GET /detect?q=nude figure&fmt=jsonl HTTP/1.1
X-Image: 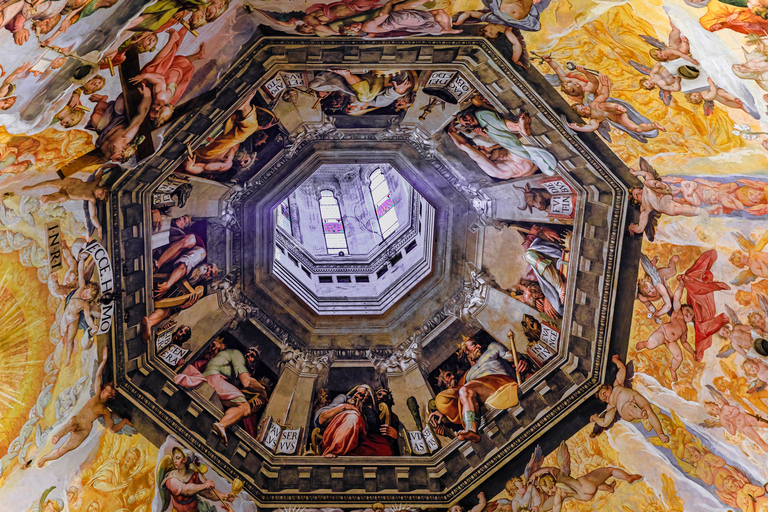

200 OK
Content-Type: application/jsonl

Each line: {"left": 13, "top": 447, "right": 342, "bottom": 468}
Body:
{"left": 34, "top": 347, "right": 131, "bottom": 468}
{"left": 687, "top": 78, "right": 749, "bottom": 114}
{"left": 592, "top": 355, "right": 670, "bottom": 443}
{"left": 636, "top": 254, "right": 679, "bottom": 320}
{"left": 662, "top": 176, "right": 744, "bottom": 213}
{"left": 529, "top": 441, "right": 642, "bottom": 512}
{"left": 56, "top": 252, "right": 98, "bottom": 366}
{"left": 0, "top": 61, "right": 32, "bottom": 110}
{"left": 639, "top": 62, "right": 682, "bottom": 92}
{"left": 717, "top": 323, "right": 760, "bottom": 360}
{"left": 539, "top": 56, "right": 598, "bottom": 100}
{"left": 446, "top": 120, "right": 539, "bottom": 179}
{"left": 704, "top": 388, "right": 768, "bottom": 452}
{"left": 635, "top": 276, "right": 695, "bottom": 381}
{"left": 627, "top": 162, "right": 715, "bottom": 237}
{"left": 87, "top": 83, "right": 152, "bottom": 162}
{"left": 644, "top": 21, "right": 698, "bottom": 64}
{"left": 22, "top": 166, "right": 110, "bottom": 239}
{"left": 256, "top": 0, "right": 382, "bottom": 35}
{"left": 569, "top": 75, "right": 666, "bottom": 135}
{"left": 448, "top": 492, "right": 486, "bottom": 512}
{"left": 730, "top": 230, "right": 768, "bottom": 280}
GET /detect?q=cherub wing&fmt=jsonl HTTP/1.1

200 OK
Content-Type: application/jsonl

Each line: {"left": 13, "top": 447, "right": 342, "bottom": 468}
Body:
{"left": 638, "top": 157, "right": 661, "bottom": 180}
{"left": 746, "top": 204, "right": 768, "bottom": 215}
{"left": 629, "top": 60, "right": 652, "bottom": 76}
{"left": 644, "top": 210, "right": 660, "bottom": 242}
{"left": 97, "top": 413, "right": 138, "bottom": 436}
{"left": 724, "top": 304, "right": 742, "bottom": 325}
{"left": 639, "top": 34, "right": 667, "bottom": 50}
{"left": 556, "top": 441, "right": 571, "bottom": 477}
{"left": 706, "top": 384, "right": 730, "bottom": 406}
{"left": 734, "top": 225, "right": 763, "bottom": 249}
{"left": 659, "top": 89, "right": 672, "bottom": 107}
{"left": 524, "top": 445, "right": 543, "bottom": 480}
{"left": 736, "top": 178, "right": 768, "bottom": 189}
{"left": 157, "top": 455, "right": 173, "bottom": 512}
{"left": 544, "top": 73, "right": 562, "bottom": 87}
{"left": 731, "top": 269, "right": 757, "bottom": 287}
{"left": 596, "top": 120, "right": 613, "bottom": 143}
{"left": 759, "top": 294, "right": 768, "bottom": 317}
{"left": 703, "top": 100, "right": 714, "bottom": 116}
{"left": 716, "top": 344, "right": 736, "bottom": 358}
{"left": 640, "top": 254, "right": 662, "bottom": 285}
{"left": 625, "top": 360, "right": 635, "bottom": 388}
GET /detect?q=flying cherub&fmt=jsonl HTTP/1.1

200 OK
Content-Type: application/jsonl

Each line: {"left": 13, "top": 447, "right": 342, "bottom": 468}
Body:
{"left": 702, "top": 384, "right": 768, "bottom": 452}
{"left": 630, "top": 60, "right": 679, "bottom": 106}
{"left": 661, "top": 176, "right": 745, "bottom": 214}
{"left": 639, "top": 21, "right": 698, "bottom": 65}
{"left": 635, "top": 275, "right": 697, "bottom": 381}
{"left": 568, "top": 75, "right": 666, "bottom": 137}
{"left": 686, "top": 78, "right": 754, "bottom": 118}
{"left": 590, "top": 355, "right": 670, "bottom": 442}
{"left": 716, "top": 305, "right": 762, "bottom": 360}
{"left": 527, "top": 441, "right": 643, "bottom": 512}
{"left": 730, "top": 230, "right": 768, "bottom": 285}
{"left": 31, "top": 347, "right": 133, "bottom": 468}
{"left": 627, "top": 158, "right": 715, "bottom": 241}
{"left": 636, "top": 253, "right": 679, "bottom": 321}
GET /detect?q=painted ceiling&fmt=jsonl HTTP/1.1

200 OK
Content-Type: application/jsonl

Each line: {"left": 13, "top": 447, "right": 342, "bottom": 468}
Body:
{"left": 0, "top": 0, "right": 767, "bottom": 511}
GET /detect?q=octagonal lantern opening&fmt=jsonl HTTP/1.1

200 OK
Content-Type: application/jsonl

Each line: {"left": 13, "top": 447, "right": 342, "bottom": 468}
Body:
{"left": 270, "top": 162, "right": 436, "bottom": 315}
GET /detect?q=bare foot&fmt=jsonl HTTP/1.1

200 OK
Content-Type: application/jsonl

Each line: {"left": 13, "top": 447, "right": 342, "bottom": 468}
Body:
{"left": 670, "top": 368, "right": 677, "bottom": 381}
{"left": 441, "top": 28, "right": 462, "bottom": 34}
{"left": 456, "top": 429, "right": 482, "bottom": 443}
{"left": 518, "top": 112, "right": 532, "bottom": 137}
{"left": 604, "top": 481, "right": 616, "bottom": 493}
{"left": 324, "top": 453, "right": 338, "bottom": 458}
{"left": 37, "top": 459, "right": 46, "bottom": 468}
{"left": 635, "top": 342, "right": 647, "bottom": 350}
{"left": 653, "top": 121, "right": 666, "bottom": 132}
{"left": 213, "top": 422, "right": 228, "bottom": 446}
{"left": 194, "top": 42, "right": 206, "bottom": 60}
{"left": 627, "top": 474, "right": 643, "bottom": 483}
{"left": 140, "top": 317, "right": 151, "bottom": 343}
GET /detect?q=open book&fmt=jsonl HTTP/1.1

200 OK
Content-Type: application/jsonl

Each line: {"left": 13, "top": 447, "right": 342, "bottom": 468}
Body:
{"left": 259, "top": 416, "right": 303, "bottom": 455}
{"left": 405, "top": 426, "right": 440, "bottom": 456}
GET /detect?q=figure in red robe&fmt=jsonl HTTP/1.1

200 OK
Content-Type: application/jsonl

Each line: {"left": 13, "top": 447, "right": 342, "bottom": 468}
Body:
{"left": 679, "top": 249, "right": 730, "bottom": 361}
{"left": 313, "top": 384, "right": 399, "bottom": 457}
{"left": 129, "top": 27, "right": 205, "bottom": 127}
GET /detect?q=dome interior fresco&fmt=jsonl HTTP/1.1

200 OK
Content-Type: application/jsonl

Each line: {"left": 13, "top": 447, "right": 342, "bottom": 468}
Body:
{"left": 1, "top": 0, "right": 768, "bottom": 511}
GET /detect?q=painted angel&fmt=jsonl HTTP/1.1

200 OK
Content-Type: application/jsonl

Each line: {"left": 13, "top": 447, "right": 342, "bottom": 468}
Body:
{"left": 590, "top": 355, "right": 670, "bottom": 442}
{"left": 639, "top": 21, "right": 698, "bottom": 65}
{"left": 702, "top": 384, "right": 768, "bottom": 452}
{"left": 568, "top": 75, "right": 666, "bottom": 143}
{"left": 630, "top": 60, "right": 678, "bottom": 106}
{"left": 685, "top": 78, "right": 754, "bottom": 118}
{"left": 487, "top": 446, "right": 545, "bottom": 512}
{"left": 661, "top": 176, "right": 745, "bottom": 214}
{"left": 636, "top": 253, "right": 679, "bottom": 321}
{"left": 627, "top": 158, "right": 713, "bottom": 241}
{"left": 730, "top": 230, "right": 768, "bottom": 285}
{"left": 527, "top": 441, "right": 643, "bottom": 512}
{"left": 157, "top": 446, "right": 237, "bottom": 512}
{"left": 716, "top": 304, "right": 760, "bottom": 360}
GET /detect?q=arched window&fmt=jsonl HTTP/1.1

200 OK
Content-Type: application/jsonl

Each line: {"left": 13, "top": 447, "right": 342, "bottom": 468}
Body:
{"left": 277, "top": 198, "right": 292, "bottom": 234}
{"left": 319, "top": 190, "right": 348, "bottom": 255}
{"left": 369, "top": 169, "right": 399, "bottom": 239}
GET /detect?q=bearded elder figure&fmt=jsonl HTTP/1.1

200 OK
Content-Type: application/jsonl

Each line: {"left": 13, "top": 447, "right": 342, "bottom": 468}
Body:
{"left": 313, "top": 384, "right": 399, "bottom": 457}
{"left": 430, "top": 335, "right": 527, "bottom": 443}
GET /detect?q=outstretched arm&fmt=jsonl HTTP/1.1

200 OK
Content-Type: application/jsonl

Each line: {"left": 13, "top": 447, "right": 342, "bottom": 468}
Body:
{"left": 88, "top": 200, "right": 103, "bottom": 239}
{"left": 593, "top": 74, "right": 611, "bottom": 102}
{"left": 567, "top": 119, "right": 600, "bottom": 132}
{"left": 469, "top": 492, "right": 486, "bottom": 512}
{"left": 122, "top": 83, "right": 152, "bottom": 143}
{"left": 541, "top": 56, "right": 568, "bottom": 82}
{"left": 590, "top": 407, "right": 616, "bottom": 427}
{"left": 94, "top": 346, "right": 108, "bottom": 396}
{"left": 672, "top": 276, "right": 685, "bottom": 311}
